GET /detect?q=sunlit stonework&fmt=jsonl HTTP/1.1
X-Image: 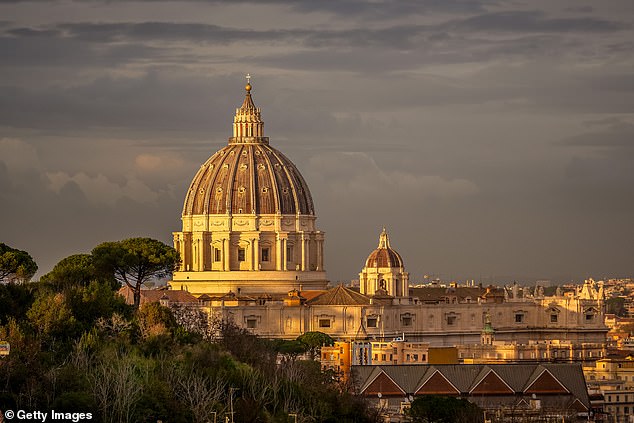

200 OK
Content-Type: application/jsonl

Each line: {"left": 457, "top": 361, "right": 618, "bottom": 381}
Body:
{"left": 167, "top": 80, "right": 607, "bottom": 352}
{"left": 170, "top": 81, "right": 327, "bottom": 294}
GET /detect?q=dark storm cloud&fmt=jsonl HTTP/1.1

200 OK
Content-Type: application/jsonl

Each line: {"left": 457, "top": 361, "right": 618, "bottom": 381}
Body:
{"left": 4, "top": 8, "right": 626, "bottom": 54}
{"left": 0, "top": 0, "right": 491, "bottom": 18}
{"left": 57, "top": 22, "right": 300, "bottom": 44}
{"left": 0, "top": 34, "right": 169, "bottom": 67}
{"left": 0, "top": 72, "right": 234, "bottom": 132}
{"left": 449, "top": 11, "right": 629, "bottom": 33}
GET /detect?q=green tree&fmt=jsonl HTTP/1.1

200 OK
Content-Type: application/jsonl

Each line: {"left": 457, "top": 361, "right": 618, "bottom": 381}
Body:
{"left": 0, "top": 243, "right": 37, "bottom": 283}
{"left": 41, "top": 254, "right": 115, "bottom": 291}
{"left": 407, "top": 396, "right": 483, "bottom": 423}
{"left": 65, "top": 281, "right": 130, "bottom": 331}
{"left": 92, "top": 238, "right": 179, "bottom": 309}
{"left": 26, "top": 292, "right": 78, "bottom": 340}
{"left": 137, "top": 302, "right": 176, "bottom": 339}
{"left": 296, "top": 331, "right": 334, "bottom": 360}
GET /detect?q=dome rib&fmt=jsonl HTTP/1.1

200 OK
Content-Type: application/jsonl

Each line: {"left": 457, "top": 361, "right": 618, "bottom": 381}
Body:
{"left": 259, "top": 146, "right": 282, "bottom": 214}
{"left": 182, "top": 83, "right": 314, "bottom": 218}
{"left": 247, "top": 145, "right": 256, "bottom": 214}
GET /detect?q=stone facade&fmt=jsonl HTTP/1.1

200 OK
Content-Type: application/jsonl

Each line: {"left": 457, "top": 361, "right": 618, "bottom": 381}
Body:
{"left": 168, "top": 81, "right": 608, "bottom": 349}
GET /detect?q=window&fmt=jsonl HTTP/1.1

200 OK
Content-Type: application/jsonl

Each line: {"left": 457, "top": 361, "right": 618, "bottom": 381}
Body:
{"left": 286, "top": 245, "right": 293, "bottom": 261}
{"left": 515, "top": 313, "right": 524, "bottom": 323}
{"left": 625, "top": 406, "right": 629, "bottom": 415}
{"left": 401, "top": 316, "right": 412, "bottom": 327}
{"left": 447, "top": 315, "right": 456, "bottom": 325}
{"left": 381, "top": 354, "right": 386, "bottom": 361}
{"left": 367, "top": 317, "right": 378, "bottom": 328}
{"left": 246, "top": 318, "right": 257, "bottom": 328}
{"left": 406, "top": 354, "right": 410, "bottom": 361}
{"left": 238, "top": 248, "right": 246, "bottom": 262}
{"left": 586, "top": 313, "right": 594, "bottom": 321}
{"left": 319, "top": 319, "right": 331, "bottom": 328}
{"left": 413, "top": 354, "right": 419, "bottom": 361}
{"left": 261, "top": 247, "right": 270, "bottom": 262}
{"left": 214, "top": 248, "right": 221, "bottom": 262}
{"left": 422, "top": 354, "right": 426, "bottom": 361}
{"left": 550, "top": 314, "right": 558, "bottom": 323}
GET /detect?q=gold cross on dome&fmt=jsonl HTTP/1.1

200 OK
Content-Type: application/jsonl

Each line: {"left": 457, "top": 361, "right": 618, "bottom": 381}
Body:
{"left": 246, "top": 73, "right": 251, "bottom": 84}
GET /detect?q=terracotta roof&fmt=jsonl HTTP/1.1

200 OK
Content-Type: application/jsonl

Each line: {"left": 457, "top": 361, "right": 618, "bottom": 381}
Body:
{"left": 300, "top": 290, "right": 327, "bottom": 301}
{"left": 307, "top": 285, "right": 371, "bottom": 305}
{"left": 353, "top": 363, "right": 589, "bottom": 409}
{"left": 410, "top": 287, "right": 495, "bottom": 303}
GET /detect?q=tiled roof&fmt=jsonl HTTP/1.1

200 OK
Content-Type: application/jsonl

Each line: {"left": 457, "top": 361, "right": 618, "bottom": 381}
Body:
{"left": 410, "top": 287, "right": 501, "bottom": 302}
{"left": 307, "top": 285, "right": 371, "bottom": 305}
{"left": 352, "top": 363, "right": 590, "bottom": 409}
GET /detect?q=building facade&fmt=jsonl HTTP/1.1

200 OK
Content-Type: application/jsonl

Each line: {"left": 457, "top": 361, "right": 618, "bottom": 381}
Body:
{"left": 168, "top": 81, "right": 608, "bottom": 350}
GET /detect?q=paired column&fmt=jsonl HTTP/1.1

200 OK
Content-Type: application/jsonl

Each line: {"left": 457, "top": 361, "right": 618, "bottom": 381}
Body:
{"left": 301, "top": 234, "right": 307, "bottom": 271}
{"left": 276, "top": 235, "right": 282, "bottom": 270}
{"left": 282, "top": 238, "right": 288, "bottom": 271}
{"left": 316, "top": 238, "right": 324, "bottom": 271}
{"left": 251, "top": 238, "right": 260, "bottom": 270}
{"left": 223, "top": 238, "right": 230, "bottom": 271}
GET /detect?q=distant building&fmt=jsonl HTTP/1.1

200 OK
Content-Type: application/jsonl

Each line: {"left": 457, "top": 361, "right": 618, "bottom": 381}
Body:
{"left": 352, "top": 363, "right": 591, "bottom": 422}
{"left": 321, "top": 339, "right": 457, "bottom": 382}
{"left": 159, "top": 81, "right": 608, "bottom": 355}
{"left": 584, "top": 358, "right": 634, "bottom": 422}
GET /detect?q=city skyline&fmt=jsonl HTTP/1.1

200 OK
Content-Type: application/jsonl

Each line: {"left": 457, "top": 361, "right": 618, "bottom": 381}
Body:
{"left": 1, "top": 0, "right": 633, "bottom": 283}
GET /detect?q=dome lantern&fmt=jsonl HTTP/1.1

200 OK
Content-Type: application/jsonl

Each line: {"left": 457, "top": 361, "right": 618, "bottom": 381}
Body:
{"left": 231, "top": 75, "right": 267, "bottom": 144}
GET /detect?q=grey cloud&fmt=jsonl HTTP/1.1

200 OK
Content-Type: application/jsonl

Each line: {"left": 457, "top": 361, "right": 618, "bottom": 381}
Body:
{"left": 564, "top": 6, "right": 594, "bottom": 14}
{"left": 449, "top": 10, "right": 629, "bottom": 33}
{"left": 57, "top": 22, "right": 300, "bottom": 44}
{"left": 559, "top": 122, "right": 634, "bottom": 147}
{"left": 0, "top": 0, "right": 490, "bottom": 18}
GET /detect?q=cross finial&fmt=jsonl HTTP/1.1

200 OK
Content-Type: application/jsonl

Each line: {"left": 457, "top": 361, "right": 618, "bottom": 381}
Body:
{"left": 246, "top": 73, "right": 251, "bottom": 84}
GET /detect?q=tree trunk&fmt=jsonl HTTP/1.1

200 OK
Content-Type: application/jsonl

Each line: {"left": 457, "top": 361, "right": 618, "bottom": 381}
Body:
{"left": 133, "top": 286, "right": 141, "bottom": 310}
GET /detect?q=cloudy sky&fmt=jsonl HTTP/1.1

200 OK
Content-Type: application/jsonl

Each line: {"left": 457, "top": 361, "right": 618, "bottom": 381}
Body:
{"left": 1, "top": 0, "right": 633, "bottom": 284}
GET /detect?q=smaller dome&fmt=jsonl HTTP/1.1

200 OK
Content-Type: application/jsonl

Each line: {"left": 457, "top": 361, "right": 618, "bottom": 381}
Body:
{"left": 365, "top": 228, "right": 404, "bottom": 268}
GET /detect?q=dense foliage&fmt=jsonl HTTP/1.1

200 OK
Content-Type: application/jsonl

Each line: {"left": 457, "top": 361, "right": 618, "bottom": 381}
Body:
{"left": 407, "top": 395, "right": 483, "bottom": 423}
{"left": 0, "top": 247, "right": 372, "bottom": 422}
{"left": 92, "top": 238, "right": 180, "bottom": 309}
{"left": 0, "top": 243, "right": 37, "bottom": 283}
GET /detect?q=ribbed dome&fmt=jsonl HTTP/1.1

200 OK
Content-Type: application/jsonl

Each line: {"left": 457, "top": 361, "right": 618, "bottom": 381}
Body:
{"left": 365, "top": 228, "right": 404, "bottom": 268}
{"left": 182, "top": 81, "right": 314, "bottom": 216}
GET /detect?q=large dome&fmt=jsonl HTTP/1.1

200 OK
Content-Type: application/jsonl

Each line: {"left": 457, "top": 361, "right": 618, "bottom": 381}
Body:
{"left": 183, "top": 83, "right": 314, "bottom": 217}
{"left": 170, "top": 79, "right": 327, "bottom": 295}
{"left": 183, "top": 143, "right": 314, "bottom": 216}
